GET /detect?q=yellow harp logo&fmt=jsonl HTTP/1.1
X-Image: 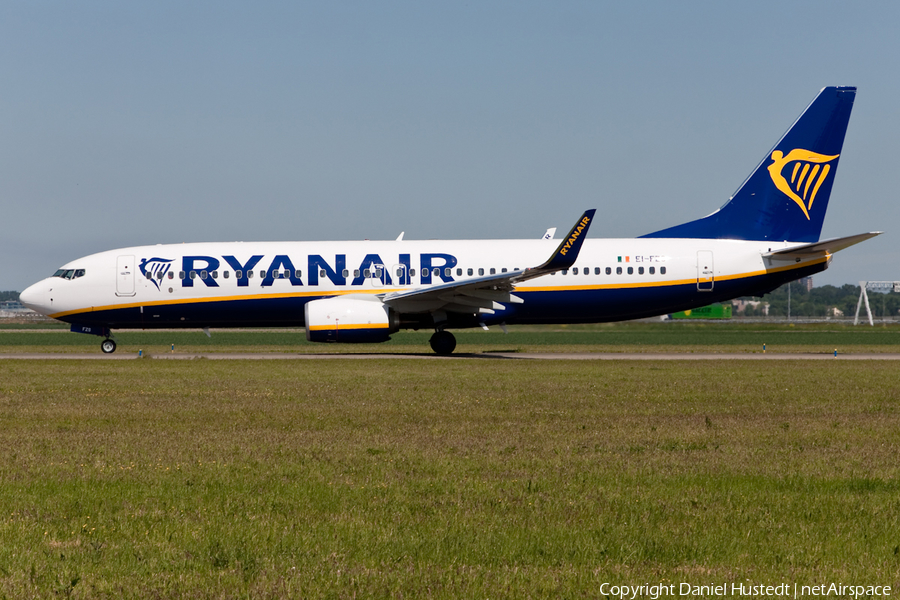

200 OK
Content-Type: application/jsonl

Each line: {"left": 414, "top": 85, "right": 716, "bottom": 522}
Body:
{"left": 767, "top": 149, "right": 839, "bottom": 220}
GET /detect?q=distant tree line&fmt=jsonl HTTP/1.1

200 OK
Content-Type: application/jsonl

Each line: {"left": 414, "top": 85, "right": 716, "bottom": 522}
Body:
{"left": 740, "top": 282, "right": 900, "bottom": 318}
{"left": 0, "top": 291, "right": 19, "bottom": 302}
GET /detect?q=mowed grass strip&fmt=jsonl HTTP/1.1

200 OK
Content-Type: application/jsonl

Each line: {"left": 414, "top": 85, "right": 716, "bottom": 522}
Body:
{"left": 0, "top": 360, "right": 899, "bottom": 598}
{"left": 1, "top": 322, "right": 900, "bottom": 354}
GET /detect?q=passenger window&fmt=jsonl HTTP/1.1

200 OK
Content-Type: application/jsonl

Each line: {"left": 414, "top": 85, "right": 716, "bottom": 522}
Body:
{"left": 224, "top": 271, "right": 230, "bottom": 279}
{"left": 468, "top": 268, "right": 473, "bottom": 276}
{"left": 490, "top": 268, "right": 496, "bottom": 275}
{"left": 319, "top": 270, "right": 326, "bottom": 277}
{"left": 661, "top": 266, "right": 667, "bottom": 275}
{"left": 354, "top": 270, "right": 360, "bottom": 278}
{"left": 627, "top": 267, "right": 633, "bottom": 275}
{"left": 375, "top": 269, "right": 383, "bottom": 278}
{"left": 638, "top": 267, "right": 644, "bottom": 275}
{"left": 433, "top": 268, "right": 440, "bottom": 276}
{"left": 584, "top": 269, "right": 589, "bottom": 276}
{"left": 236, "top": 270, "right": 243, "bottom": 279}
{"left": 342, "top": 269, "right": 350, "bottom": 278}
{"left": 364, "top": 269, "right": 371, "bottom": 278}
{"left": 562, "top": 269, "right": 568, "bottom": 275}
{"left": 190, "top": 271, "right": 196, "bottom": 279}
{"left": 396, "top": 268, "right": 403, "bottom": 277}
{"left": 146, "top": 272, "right": 153, "bottom": 280}
{"left": 478, "top": 268, "right": 484, "bottom": 276}
{"left": 649, "top": 266, "right": 655, "bottom": 274}
{"left": 410, "top": 269, "right": 416, "bottom": 276}
{"left": 594, "top": 267, "right": 600, "bottom": 275}
{"left": 616, "top": 267, "right": 622, "bottom": 275}
{"left": 456, "top": 268, "right": 462, "bottom": 276}
{"left": 502, "top": 268, "right": 507, "bottom": 273}
{"left": 200, "top": 270, "right": 208, "bottom": 279}
{"left": 212, "top": 271, "right": 218, "bottom": 279}
{"left": 606, "top": 267, "right": 611, "bottom": 275}
{"left": 295, "top": 270, "right": 302, "bottom": 278}
{"left": 247, "top": 271, "right": 254, "bottom": 279}
{"left": 572, "top": 267, "right": 578, "bottom": 275}
{"left": 260, "top": 270, "right": 266, "bottom": 278}
{"left": 444, "top": 268, "right": 451, "bottom": 277}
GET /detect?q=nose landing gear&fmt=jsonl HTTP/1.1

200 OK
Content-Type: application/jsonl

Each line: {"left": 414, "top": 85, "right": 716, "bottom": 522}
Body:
{"left": 429, "top": 330, "right": 456, "bottom": 355}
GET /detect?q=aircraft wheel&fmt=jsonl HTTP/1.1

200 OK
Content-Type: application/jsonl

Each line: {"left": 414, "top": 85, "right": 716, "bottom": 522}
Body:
{"left": 100, "top": 339, "right": 117, "bottom": 354}
{"left": 429, "top": 330, "right": 456, "bottom": 355}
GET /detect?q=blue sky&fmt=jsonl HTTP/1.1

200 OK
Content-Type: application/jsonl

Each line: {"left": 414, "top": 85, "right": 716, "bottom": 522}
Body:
{"left": 2, "top": 1, "right": 899, "bottom": 291}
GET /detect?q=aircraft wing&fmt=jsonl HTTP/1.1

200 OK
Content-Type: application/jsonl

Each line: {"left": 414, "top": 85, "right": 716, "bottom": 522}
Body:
{"left": 763, "top": 232, "right": 882, "bottom": 260}
{"left": 382, "top": 209, "right": 595, "bottom": 315}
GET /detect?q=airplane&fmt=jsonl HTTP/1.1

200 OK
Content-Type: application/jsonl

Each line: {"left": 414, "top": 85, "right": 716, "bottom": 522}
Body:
{"left": 20, "top": 86, "right": 879, "bottom": 355}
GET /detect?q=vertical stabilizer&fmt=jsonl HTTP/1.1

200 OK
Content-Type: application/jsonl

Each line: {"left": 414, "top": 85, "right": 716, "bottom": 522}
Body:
{"left": 642, "top": 86, "right": 856, "bottom": 242}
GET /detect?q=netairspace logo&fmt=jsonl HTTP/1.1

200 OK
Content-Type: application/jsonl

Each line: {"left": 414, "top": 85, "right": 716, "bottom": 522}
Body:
{"left": 598, "top": 582, "right": 891, "bottom": 599}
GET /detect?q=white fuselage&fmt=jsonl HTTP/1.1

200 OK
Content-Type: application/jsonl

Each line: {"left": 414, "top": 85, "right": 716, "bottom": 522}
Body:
{"left": 20, "top": 237, "right": 827, "bottom": 330}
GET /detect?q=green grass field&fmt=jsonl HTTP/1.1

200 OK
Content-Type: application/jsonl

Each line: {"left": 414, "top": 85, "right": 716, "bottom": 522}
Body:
{"left": 1, "top": 321, "right": 899, "bottom": 355}
{"left": 0, "top": 358, "right": 898, "bottom": 598}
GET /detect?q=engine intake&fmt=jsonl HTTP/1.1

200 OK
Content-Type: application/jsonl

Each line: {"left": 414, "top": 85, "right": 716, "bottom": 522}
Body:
{"left": 304, "top": 296, "right": 399, "bottom": 343}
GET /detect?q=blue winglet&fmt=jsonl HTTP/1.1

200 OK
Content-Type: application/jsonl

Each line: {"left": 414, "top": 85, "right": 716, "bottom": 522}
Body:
{"left": 536, "top": 209, "right": 596, "bottom": 272}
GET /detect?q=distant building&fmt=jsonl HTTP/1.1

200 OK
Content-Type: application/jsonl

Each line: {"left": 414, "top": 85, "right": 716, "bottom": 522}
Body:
{"left": 0, "top": 300, "right": 40, "bottom": 319}
{"left": 798, "top": 276, "right": 814, "bottom": 291}
{"left": 732, "top": 299, "right": 769, "bottom": 316}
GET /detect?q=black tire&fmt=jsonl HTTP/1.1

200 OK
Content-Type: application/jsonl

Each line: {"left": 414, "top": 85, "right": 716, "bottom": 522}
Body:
{"left": 429, "top": 331, "right": 456, "bottom": 355}
{"left": 100, "top": 339, "right": 117, "bottom": 354}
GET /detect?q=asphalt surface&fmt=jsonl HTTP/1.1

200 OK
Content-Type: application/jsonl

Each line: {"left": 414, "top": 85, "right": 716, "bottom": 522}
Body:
{"left": 2, "top": 352, "right": 900, "bottom": 360}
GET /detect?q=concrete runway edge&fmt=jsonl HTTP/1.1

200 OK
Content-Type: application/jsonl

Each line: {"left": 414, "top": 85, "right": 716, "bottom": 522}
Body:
{"left": 2, "top": 352, "right": 900, "bottom": 360}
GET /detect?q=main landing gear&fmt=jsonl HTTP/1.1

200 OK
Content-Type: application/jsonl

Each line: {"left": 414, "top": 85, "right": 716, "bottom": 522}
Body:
{"left": 100, "top": 338, "right": 117, "bottom": 354}
{"left": 429, "top": 330, "right": 456, "bottom": 355}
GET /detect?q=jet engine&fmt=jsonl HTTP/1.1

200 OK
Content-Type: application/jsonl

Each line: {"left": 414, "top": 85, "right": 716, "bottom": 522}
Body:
{"left": 304, "top": 296, "right": 399, "bottom": 343}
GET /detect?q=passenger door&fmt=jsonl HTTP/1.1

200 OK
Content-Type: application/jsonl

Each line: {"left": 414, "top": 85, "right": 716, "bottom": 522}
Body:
{"left": 116, "top": 255, "right": 136, "bottom": 297}
{"left": 697, "top": 250, "right": 714, "bottom": 291}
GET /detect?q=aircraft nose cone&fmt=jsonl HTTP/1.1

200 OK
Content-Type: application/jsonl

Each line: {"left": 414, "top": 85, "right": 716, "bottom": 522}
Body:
{"left": 19, "top": 280, "right": 53, "bottom": 316}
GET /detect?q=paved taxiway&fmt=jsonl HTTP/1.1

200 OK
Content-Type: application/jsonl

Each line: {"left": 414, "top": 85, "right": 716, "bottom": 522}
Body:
{"left": 2, "top": 352, "right": 900, "bottom": 360}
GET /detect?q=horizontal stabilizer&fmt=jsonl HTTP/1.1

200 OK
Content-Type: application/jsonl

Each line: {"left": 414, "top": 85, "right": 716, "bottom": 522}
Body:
{"left": 763, "top": 232, "right": 882, "bottom": 259}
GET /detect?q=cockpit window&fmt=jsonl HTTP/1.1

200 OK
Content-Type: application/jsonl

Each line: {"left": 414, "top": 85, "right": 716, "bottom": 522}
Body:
{"left": 53, "top": 269, "right": 86, "bottom": 280}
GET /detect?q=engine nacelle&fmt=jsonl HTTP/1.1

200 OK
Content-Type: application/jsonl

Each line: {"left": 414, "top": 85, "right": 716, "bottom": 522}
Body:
{"left": 304, "top": 296, "right": 399, "bottom": 343}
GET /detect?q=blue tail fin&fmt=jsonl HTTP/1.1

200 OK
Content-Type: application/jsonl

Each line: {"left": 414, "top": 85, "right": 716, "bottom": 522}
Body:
{"left": 642, "top": 86, "right": 856, "bottom": 242}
